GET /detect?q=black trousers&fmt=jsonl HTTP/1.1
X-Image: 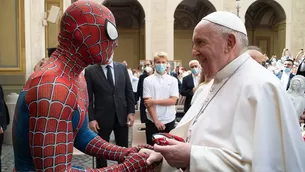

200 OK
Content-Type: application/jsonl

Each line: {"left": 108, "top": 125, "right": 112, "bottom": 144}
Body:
{"left": 134, "top": 92, "right": 138, "bottom": 105}
{"left": 96, "top": 116, "right": 128, "bottom": 168}
{"left": 145, "top": 120, "right": 175, "bottom": 146}
{"left": 139, "top": 100, "right": 147, "bottom": 123}
{"left": 0, "top": 133, "right": 3, "bottom": 172}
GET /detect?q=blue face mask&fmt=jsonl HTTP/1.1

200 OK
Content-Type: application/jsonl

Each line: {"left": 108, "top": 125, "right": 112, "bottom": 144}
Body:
{"left": 191, "top": 68, "right": 200, "bottom": 75}
{"left": 284, "top": 67, "right": 291, "bottom": 73}
{"left": 155, "top": 64, "right": 166, "bottom": 73}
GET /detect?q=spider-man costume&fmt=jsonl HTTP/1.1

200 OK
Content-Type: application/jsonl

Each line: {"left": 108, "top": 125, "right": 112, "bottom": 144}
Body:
{"left": 12, "top": 1, "right": 156, "bottom": 171}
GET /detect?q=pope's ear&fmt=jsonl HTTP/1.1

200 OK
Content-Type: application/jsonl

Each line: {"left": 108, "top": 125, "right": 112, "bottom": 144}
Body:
{"left": 224, "top": 33, "right": 236, "bottom": 53}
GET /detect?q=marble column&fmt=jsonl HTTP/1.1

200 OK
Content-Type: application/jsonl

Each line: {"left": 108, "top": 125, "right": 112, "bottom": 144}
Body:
{"left": 277, "top": 21, "right": 286, "bottom": 55}
{"left": 63, "top": 0, "right": 72, "bottom": 11}
{"left": 24, "top": 0, "right": 46, "bottom": 79}
{"left": 146, "top": 0, "right": 173, "bottom": 60}
{"left": 290, "top": 0, "right": 305, "bottom": 56}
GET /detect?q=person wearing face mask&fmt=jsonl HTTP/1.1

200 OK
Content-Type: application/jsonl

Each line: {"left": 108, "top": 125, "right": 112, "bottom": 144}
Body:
{"left": 276, "top": 59, "right": 295, "bottom": 90}
{"left": 180, "top": 60, "right": 201, "bottom": 113}
{"left": 143, "top": 52, "right": 179, "bottom": 145}
{"left": 136, "top": 60, "right": 154, "bottom": 123}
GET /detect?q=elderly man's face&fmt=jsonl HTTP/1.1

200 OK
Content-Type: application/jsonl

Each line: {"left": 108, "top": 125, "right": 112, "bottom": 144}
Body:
{"left": 192, "top": 22, "right": 228, "bottom": 78}
{"left": 189, "top": 61, "right": 199, "bottom": 69}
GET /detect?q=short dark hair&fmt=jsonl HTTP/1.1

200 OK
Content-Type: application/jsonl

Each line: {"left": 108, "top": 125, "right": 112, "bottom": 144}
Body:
{"left": 285, "top": 59, "right": 294, "bottom": 65}
{"left": 248, "top": 46, "right": 262, "bottom": 53}
{"left": 146, "top": 60, "right": 153, "bottom": 65}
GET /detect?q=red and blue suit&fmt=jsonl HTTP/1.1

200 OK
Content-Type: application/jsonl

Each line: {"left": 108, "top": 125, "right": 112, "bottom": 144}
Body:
{"left": 12, "top": 1, "right": 155, "bottom": 171}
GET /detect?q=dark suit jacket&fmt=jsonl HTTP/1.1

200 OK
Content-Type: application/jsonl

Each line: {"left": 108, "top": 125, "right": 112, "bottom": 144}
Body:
{"left": 276, "top": 71, "right": 295, "bottom": 90}
{"left": 136, "top": 72, "right": 148, "bottom": 108}
{"left": 170, "top": 72, "right": 182, "bottom": 92}
{"left": 0, "top": 85, "right": 10, "bottom": 131}
{"left": 85, "top": 62, "right": 135, "bottom": 128}
{"left": 180, "top": 74, "right": 194, "bottom": 113}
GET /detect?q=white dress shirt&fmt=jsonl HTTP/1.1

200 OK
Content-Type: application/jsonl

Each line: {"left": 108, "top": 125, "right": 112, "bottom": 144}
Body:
{"left": 280, "top": 71, "right": 290, "bottom": 89}
{"left": 192, "top": 73, "right": 200, "bottom": 88}
{"left": 131, "top": 75, "right": 139, "bottom": 92}
{"left": 101, "top": 62, "right": 115, "bottom": 85}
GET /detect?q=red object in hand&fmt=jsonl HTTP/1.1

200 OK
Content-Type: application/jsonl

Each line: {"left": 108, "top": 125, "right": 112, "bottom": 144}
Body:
{"left": 152, "top": 133, "right": 185, "bottom": 145}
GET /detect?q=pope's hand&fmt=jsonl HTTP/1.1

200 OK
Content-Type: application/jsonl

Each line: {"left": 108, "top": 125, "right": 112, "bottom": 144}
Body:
{"left": 154, "top": 139, "right": 191, "bottom": 168}
{"left": 139, "top": 148, "right": 163, "bottom": 165}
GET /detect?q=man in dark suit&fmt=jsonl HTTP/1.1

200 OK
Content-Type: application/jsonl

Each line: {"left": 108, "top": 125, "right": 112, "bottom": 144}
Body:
{"left": 85, "top": 59, "right": 135, "bottom": 168}
{"left": 166, "top": 64, "right": 182, "bottom": 92}
{"left": 136, "top": 60, "right": 153, "bottom": 123}
{"left": 180, "top": 60, "right": 201, "bottom": 113}
{"left": 0, "top": 84, "right": 10, "bottom": 171}
{"left": 276, "top": 59, "right": 295, "bottom": 90}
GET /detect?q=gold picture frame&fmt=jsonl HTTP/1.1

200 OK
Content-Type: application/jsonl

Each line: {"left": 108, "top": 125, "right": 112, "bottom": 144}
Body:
{"left": 0, "top": 0, "right": 26, "bottom": 74}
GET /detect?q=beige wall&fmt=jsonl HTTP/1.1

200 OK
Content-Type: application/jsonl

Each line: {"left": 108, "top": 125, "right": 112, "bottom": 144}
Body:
{"left": 0, "top": 0, "right": 25, "bottom": 96}
{"left": 291, "top": 0, "right": 305, "bottom": 56}
{"left": 0, "top": 0, "right": 18, "bottom": 67}
{"left": 174, "top": 30, "right": 193, "bottom": 68}
{"left": 247, "top": 28, "right": 279, "bottom": 57}
{"left": 114, "top": 29, "right": 145, "bottom": 69}
{"left": 45, "top": 0, "right": 63, "bottom": 55}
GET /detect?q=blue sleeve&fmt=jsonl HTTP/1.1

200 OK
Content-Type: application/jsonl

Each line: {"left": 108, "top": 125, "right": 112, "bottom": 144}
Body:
{"left": 73, "top": 110, "right": 98, "bottom": 152}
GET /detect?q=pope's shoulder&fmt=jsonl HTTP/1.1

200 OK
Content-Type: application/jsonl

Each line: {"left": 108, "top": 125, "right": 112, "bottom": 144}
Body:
{"left": 238, "top": 59, "right": 283, "bottom": 89}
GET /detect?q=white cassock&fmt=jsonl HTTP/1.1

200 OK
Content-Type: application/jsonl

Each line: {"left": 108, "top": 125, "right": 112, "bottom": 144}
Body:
{"left": 159, "top": 52, "right": 305, "bottom": 172}
{"left": 190, "top": 80, "right": 214, "bottom": 105}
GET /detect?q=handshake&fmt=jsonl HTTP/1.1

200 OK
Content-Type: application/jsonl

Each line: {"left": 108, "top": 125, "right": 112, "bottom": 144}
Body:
{"left": 119, "top": 133, "right": 188, "bottom": 171}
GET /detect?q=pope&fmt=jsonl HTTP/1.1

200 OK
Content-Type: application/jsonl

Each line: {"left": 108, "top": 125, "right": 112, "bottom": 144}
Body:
{"left": 148, "top": 11, "right": 305, "bottom": 172}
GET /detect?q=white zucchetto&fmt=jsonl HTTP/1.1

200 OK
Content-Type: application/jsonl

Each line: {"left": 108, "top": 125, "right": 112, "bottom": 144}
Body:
{"left": 202, "top": 11, "right": 247, "bottom": 36}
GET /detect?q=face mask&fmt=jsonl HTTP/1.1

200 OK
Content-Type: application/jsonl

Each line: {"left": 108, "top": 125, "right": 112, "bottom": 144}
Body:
{"left": 191, "top": 68, "right": 200, "bottom": 75}
{"left": 155, "top": 64, "right": 166, "bottom": 73}
{"left": 144, "top": 66, "right": 153, "bottom": 73}
{"left": 284, "top": 67, "right": 291, "bottom": 73}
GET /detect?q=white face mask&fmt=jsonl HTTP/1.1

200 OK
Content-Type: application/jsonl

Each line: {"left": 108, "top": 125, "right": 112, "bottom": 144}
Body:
{"left": 144, "top": 66, "right": 153, "bottom": 73}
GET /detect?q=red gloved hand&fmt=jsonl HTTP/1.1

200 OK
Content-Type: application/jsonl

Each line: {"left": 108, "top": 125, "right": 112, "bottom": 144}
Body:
{"left": 86, "top": 137, "right": 155, "bottom": 163}
{"left": 82, "top": 153, "right": 157, "bottom": 172}
{"left": 121, "top": 153, "right": 156, "bottom": 172}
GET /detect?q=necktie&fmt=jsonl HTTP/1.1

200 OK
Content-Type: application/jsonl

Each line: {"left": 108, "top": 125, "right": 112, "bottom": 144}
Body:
{"left": 106, "top": 65, "right": 114, "bottom": 87}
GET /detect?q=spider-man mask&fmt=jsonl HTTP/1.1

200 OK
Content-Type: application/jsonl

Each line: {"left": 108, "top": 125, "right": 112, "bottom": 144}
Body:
{"left": 58, "top": 0, "right": 118, "bottom": 65}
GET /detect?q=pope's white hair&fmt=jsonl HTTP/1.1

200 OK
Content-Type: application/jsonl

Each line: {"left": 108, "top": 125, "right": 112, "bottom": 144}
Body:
{"left": 189, "top": 60, "right": 199, "bottom": 67}
{"left": 206, "top": 21, "right": 248, "bottom": 52}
